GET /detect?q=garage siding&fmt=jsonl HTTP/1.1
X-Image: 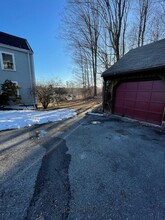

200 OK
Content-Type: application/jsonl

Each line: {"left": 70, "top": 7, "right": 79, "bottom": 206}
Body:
{"left": 114, "top": 80, "right": 165, "bottom": 125}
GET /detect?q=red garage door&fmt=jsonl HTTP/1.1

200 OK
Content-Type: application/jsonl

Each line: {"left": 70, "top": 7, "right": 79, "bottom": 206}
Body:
{"left": 114, "top": 80, "right": 165, "bottom": 125}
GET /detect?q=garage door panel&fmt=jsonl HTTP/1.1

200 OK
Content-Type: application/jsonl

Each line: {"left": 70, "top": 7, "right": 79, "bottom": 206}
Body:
{"left": 135, "top": 101, "right": 149, "bottom": 110}
{"left": 114, "top": 80, "right": 165, "bottom": 125}
{"left": 124, "top": 108, "right": 135, "bottom": 116}
{"left": 149, "top": 102, "right": 165, "bottom": 113}
{"left": 146, "top": 113, "right": 162, "bottom": 124}
{"left": 124, "top": 92, "right": 130, "bottom": 99}
{"left": 124, "top": 100, "right": 135, "bottom": 108}
{"left": 125, "top": 91, "right": 136, "bottom": 99}
{"left": 138, "top": 81, "right": 153, "bottom": 90}
{"left": 136, "top": 92, "right": 151, "bottom": 101}
{"left": 134, "top": 110, "right": 147, "bottom": 120}
{"left": 119, "top": 83, "right": 127, "bottom": 90}
{"left": 126, "top": 82, "right": 138, "bottom": 90}
{"left": 151, "top": 92, "right": 165, "bottom": 102}
{"left": 153, "top": 81, "right": 165, "bottom": 91}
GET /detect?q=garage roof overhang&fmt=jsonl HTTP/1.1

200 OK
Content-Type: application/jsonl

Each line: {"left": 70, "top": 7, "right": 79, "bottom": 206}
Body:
{"left": 103, "top": 66, "right": 165, "bottom": 81}
{"left": 102, "top": 39, "right": 165, "bottom": 79}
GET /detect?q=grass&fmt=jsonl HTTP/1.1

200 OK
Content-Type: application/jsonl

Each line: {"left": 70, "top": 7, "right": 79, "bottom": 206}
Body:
{"left": 37, "top": 98, "right": 102, "bottom": 113}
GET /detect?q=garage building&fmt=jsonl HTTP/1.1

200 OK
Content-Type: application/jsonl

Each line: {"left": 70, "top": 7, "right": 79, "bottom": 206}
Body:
{"left": 102, "top": 39, "right": 165, "bottom": 126}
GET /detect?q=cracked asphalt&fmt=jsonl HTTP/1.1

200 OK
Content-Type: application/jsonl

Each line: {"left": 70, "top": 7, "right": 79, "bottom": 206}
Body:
{"left": 0, "top": 113, "right": 165, "bottom": 220}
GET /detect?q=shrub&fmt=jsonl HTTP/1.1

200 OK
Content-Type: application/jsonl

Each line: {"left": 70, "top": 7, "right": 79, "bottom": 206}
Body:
{"left": 1, "top": 79, "right": 21, "bottom": 105}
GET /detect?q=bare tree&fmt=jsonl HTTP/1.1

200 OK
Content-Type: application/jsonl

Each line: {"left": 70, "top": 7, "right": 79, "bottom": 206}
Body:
{"left": 129, "top": 0, "right": 165, "bottom": 47}
{"left": 136, "top": 0, "right": 151, "bottom": 46}
{"left": 97, "top": 28, "right": 113, "bottom": 69}
{"left": 121, "top": 1, "right": 130, "bottom": 56}
{"left": 157, "top": 0, "right": 165, "bottom": 19}
{"left": 73, "top": 47, "right": 92, "bottom": 92}
{"left": 60, "top": 0, "right": 165, "bottom": 93}
{"left": 61, "top": 0, "right": 100, "bottom": 96}
{"left": 97, "top": 0, "right": 131, "bottom": 61}
{"left": 149, "top": 0, "right": 165, "bottom": 41}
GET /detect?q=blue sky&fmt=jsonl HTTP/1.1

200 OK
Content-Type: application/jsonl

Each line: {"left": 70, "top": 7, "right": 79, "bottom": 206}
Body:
{"left": 0, "top": 0, "right": 73, "bottom": 83}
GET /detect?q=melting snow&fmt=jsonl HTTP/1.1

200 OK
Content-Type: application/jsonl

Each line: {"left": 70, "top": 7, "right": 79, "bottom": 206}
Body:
{"left": 0, "top": 109, "right": 77, "bottom": 131}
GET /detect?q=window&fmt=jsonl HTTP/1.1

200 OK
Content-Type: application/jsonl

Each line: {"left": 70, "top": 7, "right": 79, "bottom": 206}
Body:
{"left": 0, "top": 52, "right": 16, "bottom": 71}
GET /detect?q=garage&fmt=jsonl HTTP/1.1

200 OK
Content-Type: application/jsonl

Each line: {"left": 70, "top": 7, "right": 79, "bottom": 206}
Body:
{"left": 102, "top": 39, "right": 165, "bottom": 126}
{"left": 114, "top": 80, "right": 165, "bottom": 125}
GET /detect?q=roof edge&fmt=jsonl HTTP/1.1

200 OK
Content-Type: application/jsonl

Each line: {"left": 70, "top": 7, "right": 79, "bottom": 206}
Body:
{"left": 102, "top": 65, "right": 165, "bottom": 79}
{"left": 0, "top": 31, "right": 33, "bottom": 52}
{"left": 0, "top": 43, "right": 33, "bottom": 54}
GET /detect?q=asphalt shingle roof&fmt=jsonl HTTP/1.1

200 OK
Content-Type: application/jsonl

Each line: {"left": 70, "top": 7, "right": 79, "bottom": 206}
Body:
{"left": 102, "top": 39, "right": 165, "bottom": 78}
{"left": 0, "top": 32, "right": 32, "bottom": 51}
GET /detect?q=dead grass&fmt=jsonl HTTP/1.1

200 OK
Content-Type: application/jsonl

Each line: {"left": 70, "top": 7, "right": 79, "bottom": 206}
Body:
{"left": 37, "top": 98, "right": 102, "bottom": 113}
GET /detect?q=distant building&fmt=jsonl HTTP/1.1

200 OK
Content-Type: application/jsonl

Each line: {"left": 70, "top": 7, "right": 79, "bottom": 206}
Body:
{"left": 0, "top": 31, "right": 36, "bottom": 106}
{"left": 102, "top": 39, "right": 165, "bottom": 126}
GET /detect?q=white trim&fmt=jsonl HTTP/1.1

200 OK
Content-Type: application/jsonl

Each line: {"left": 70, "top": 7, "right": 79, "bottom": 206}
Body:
{"left": 0, "top": 51, "right": 16, "bottom": 71}
{"left": 0, "top": 43, "right": 33, "bottom": 54}
{"left": 28, "top": 53, "right": 36, "bottom": 107}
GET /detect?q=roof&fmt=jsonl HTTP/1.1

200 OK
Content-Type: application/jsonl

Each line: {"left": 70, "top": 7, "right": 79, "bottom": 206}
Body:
{"left": 0, "top": 32, "right": 32, "bottom": 51}
{"left": 102, "top": 39, "right": 165, "bottom": 78}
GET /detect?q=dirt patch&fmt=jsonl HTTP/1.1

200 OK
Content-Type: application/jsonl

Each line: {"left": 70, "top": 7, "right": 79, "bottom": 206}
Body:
{"left": 38, "top": 98, "right": 101, "bottom": 113}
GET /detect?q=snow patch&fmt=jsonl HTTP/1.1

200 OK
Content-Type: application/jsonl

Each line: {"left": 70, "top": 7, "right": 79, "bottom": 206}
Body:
{"left": 87, "top": 112, "right": 104, "bottom": 117}
{"left": 0, "top": 109, "right": 77, "bottom": 131}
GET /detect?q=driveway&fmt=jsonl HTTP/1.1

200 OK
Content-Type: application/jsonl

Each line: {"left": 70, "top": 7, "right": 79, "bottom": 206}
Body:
{"left": 0, "top": 113, "right": 165, "bottom": 220}
{"left": 66, "top": 114, "right": 165, "bottom": 220}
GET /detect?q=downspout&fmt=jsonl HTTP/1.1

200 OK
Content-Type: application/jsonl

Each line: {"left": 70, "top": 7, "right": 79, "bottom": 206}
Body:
{"left": 28, "top": 52, "right": 36, "bottom": 108}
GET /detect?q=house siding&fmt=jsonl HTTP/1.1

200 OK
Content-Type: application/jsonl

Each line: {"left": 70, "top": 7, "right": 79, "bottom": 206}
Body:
{"left": 0, "top": 46, "right": 35, "bottom": 105}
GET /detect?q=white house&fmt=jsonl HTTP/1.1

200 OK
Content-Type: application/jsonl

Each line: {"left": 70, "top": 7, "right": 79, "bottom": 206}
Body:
{"left": 0, "top": 31, "right": 36, "bottom": 107}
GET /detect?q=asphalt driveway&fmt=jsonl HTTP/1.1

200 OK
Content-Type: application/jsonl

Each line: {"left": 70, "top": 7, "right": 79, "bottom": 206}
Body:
{"left": 0, "top": 113, "right": 165, "bottom": 220}
{"left": 65, "top": 114, "right": 165, "bottom": 220}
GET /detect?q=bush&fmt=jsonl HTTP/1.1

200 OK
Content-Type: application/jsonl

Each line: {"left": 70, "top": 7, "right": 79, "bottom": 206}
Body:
{"left": 53, "top": 87, "right": 67, "bottom": 105}
{"left": 36, "top": 84, "right": 54, "bottom": 109}
{"left": 1, "top": 79, "right": 21, "bottom": 105}
{"left": 35, "top": 81, "right": 68, "bottom": 109}
{"left": 0, "top": 93, "right": 8, "bottom": 105}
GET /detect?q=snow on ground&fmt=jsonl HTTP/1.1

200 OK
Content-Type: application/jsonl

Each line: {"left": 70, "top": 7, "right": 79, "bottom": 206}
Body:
{"left": 0, "top": 109, "right": 77, "bottom": 131}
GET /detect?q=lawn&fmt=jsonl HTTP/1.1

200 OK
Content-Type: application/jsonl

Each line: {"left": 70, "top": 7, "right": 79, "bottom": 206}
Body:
{"left": 38, "top": 98, "right": 102, "bottom": 114}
